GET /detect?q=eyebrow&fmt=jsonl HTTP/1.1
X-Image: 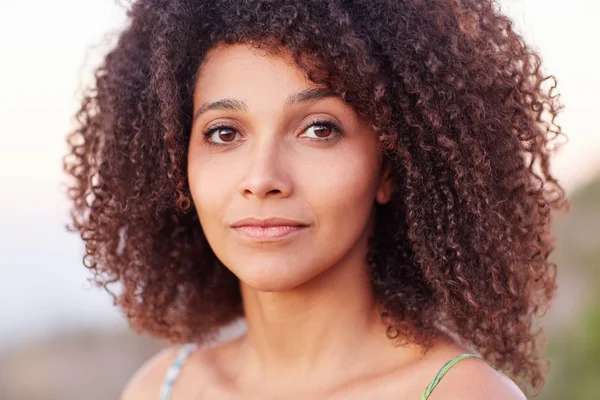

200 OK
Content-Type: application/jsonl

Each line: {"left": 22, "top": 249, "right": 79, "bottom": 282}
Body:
{"left": 193, "top": 87, "right": 338, "bottom": 121}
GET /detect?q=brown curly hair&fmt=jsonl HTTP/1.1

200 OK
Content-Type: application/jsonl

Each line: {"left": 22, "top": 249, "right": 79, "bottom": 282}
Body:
{"left": 64, "top": 0, "right": 567, "bottom": 394}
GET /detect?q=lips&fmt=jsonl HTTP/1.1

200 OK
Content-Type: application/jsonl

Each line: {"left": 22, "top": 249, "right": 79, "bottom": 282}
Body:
{"left": 230, "top": 217, "right": 309, "bottom": 240}
{"left": 230, "top": 217, "right": 307, "bottom": 228}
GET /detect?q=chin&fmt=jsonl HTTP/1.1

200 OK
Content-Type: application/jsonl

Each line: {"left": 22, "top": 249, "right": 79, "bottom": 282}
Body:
{"left": 231, "top": 256, "right": 327, "bottom": 292}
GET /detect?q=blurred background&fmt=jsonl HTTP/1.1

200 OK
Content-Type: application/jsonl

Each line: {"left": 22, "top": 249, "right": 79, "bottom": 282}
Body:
{"left": 0, "top": 0, "right": 598, "bottom": 399}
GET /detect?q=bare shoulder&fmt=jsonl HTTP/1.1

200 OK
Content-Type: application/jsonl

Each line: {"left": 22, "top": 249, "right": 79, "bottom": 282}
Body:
{"left": 427, "top": 356, "right": 527, "bottom": 400}
{"left": 120, "top": 338, "right": 240, "bottom": 400}
{"left": 120, "top": 346, "right": 180, "bottom": 400}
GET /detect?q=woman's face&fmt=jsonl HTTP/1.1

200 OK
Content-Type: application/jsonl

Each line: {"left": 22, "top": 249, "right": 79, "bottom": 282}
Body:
{"left": 188, "top": 43, "right": 392, "bottom": 292}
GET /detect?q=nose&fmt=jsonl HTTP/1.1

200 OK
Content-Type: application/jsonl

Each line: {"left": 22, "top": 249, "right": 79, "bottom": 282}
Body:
{"left": 237, "top": 139, "right": 293, "bottom": 199}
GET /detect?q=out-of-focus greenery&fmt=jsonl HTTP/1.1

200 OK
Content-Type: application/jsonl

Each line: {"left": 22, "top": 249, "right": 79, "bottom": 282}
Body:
{"left": 541, "top": 175, "right": 600, "bottom": 400}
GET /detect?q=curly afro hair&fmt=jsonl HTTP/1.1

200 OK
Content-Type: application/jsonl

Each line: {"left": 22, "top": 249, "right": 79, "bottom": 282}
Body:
{"left": 64, "top": 0, "right": 567, "bottom": 394}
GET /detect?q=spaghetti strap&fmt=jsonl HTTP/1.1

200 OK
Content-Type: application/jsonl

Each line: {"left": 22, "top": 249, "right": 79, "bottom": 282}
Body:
{"left": 419, "top": 353, "right": 483, "bottom": 400}
{"left": 159, "top": 343, "right": 198, "bottom": 400}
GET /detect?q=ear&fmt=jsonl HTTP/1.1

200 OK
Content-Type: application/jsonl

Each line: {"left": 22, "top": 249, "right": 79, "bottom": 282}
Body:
{"left": 376, "top": 158, "right": 394, "bottom": 205}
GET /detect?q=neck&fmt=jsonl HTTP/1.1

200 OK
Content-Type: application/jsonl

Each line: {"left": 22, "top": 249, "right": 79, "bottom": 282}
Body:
{"left": 234, "top": 228, "right": 415, "bottom": 392}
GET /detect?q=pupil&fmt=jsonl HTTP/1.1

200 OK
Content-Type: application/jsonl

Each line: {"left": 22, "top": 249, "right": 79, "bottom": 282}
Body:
{"left": 314, "top": 125, "right": 331, "bottom": 137}
{"left": 219, "top": 128, "right": 235, "bottom": 142}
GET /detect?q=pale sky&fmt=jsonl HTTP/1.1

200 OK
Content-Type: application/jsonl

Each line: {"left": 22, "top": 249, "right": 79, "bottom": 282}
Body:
{"left": 0, "top": 0, "right": 598, "bottom": 350}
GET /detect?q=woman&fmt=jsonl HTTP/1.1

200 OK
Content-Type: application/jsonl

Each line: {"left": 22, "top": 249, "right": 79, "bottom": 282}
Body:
{"left": 64, "top": 0, "right": 567, "bottom": 398}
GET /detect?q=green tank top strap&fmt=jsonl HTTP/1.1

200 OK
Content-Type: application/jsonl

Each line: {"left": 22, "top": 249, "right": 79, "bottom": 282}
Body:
{"left": 419, "top": 353, "right": 484, "bottom": 400}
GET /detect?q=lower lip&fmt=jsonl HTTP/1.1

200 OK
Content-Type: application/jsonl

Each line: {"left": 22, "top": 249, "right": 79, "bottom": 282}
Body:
{"left": 232, "top": 225, "right": 307, "bottom": 240}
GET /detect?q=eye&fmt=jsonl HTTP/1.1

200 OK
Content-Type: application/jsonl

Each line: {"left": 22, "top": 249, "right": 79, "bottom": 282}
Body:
{"left": 202, "top": 124, "right": 242, "bottom": 146}
{"left": 300, "top": 120, "right": 343, "bottom": 141}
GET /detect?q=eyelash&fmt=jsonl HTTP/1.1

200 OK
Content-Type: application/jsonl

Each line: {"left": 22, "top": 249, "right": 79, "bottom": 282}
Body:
{"left": 201, "top": 119, "right": 344, "bottom": 148}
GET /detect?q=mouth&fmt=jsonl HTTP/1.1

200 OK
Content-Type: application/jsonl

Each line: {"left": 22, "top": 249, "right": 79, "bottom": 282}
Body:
{"left": 230, "top": 218, "right": 309, "bottom": 241}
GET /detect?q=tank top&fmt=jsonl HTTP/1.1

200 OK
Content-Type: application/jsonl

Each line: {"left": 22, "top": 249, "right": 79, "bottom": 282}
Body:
{"left": 159, "top": 344, "right": 484, "bottom": 400}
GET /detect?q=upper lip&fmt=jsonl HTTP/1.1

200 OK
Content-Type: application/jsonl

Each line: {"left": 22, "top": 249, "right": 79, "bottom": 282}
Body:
{"left": 230, "top": 217, "right": 308, "bottom": 228}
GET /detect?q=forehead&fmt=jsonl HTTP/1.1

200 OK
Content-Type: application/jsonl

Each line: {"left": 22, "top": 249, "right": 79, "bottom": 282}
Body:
{"left": 193, "top": 43, "right": 317, "bottom": 102}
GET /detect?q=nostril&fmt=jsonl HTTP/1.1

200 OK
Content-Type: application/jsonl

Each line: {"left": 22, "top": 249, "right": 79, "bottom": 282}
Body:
{"left": 241, "top": 188, "right": 283, "bottom": 198}
{"left": 238, "top": 175, "right": 292, "bottom": 199}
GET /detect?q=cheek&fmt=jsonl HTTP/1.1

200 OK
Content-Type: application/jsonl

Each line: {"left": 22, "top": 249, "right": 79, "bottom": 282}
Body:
{"left": 293, "top": 144, "right": 381, "bottom": 273}
{"left": 187, "top": 157, "right": 236, "bottom": 234}
{"left": 301, "top": 146, "right": 381, "bottom": 223}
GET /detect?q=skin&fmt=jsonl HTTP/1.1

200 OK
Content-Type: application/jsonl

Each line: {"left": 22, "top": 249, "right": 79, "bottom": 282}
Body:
{"left": 121, "top": 43, "right": 526, "bottom": 400}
